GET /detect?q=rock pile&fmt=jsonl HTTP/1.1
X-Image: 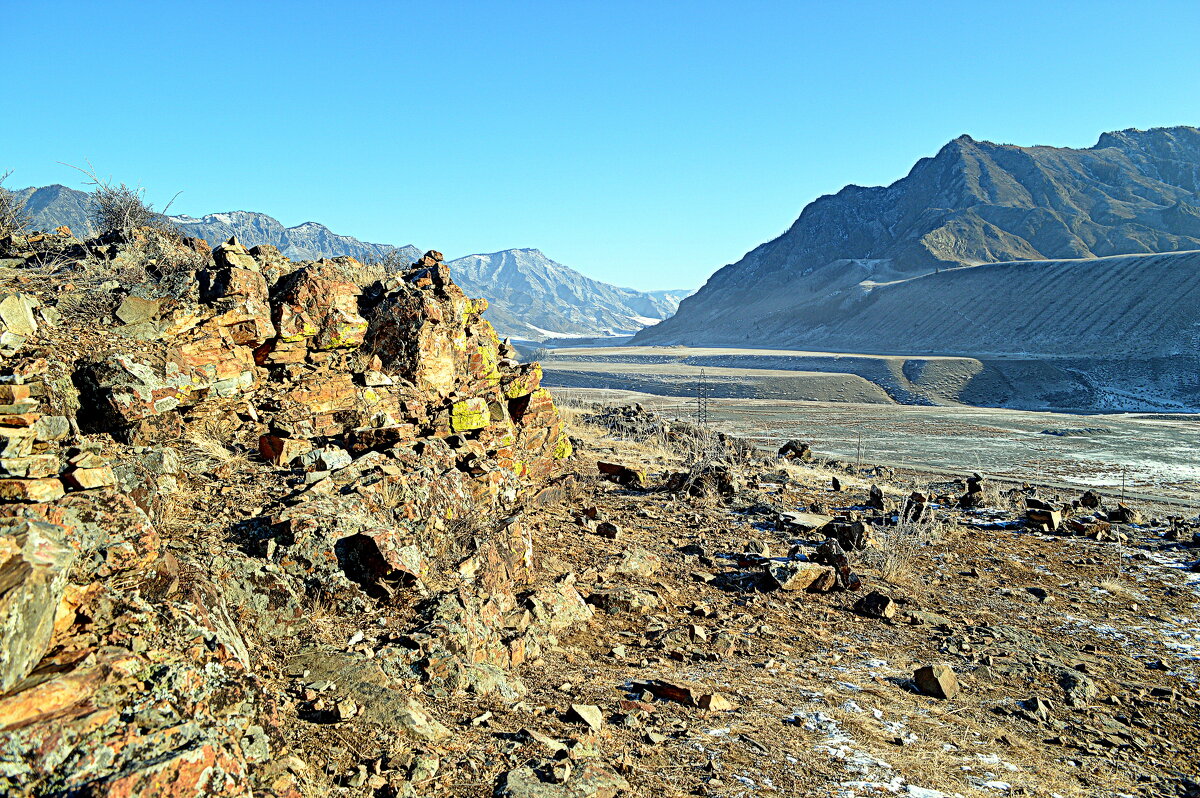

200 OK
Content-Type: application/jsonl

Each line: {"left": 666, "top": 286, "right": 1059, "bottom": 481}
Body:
{"left": 0, "top": 229, "right": 579, "bottom": 795}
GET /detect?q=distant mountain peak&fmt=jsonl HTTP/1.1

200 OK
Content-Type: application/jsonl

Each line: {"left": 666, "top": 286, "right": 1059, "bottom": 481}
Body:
{"left": 449, "top": 248, "right": 691, "bottom": 342}
{"left": 635, "top": 124, "right": 1200, "bottom": 349}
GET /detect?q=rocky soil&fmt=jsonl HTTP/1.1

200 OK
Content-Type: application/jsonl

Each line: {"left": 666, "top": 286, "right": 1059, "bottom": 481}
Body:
{"left": 1, "top": 228, "right": 1198, "bottom": 797}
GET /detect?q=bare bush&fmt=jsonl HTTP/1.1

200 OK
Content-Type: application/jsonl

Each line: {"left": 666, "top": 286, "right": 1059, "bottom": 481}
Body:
{"left": 63, "top": 161, "right": 179, "bottom": 237}
{"left": 0, "top": 170, "right": 31, "bottom": 236}
{"left": 861, "top": 513, "right": 947, "bottom": 585}
{"left": 373, "top": 247, "right": 417, "bottom": 271}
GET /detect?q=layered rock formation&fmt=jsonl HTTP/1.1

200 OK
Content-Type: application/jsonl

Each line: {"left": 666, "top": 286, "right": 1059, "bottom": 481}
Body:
{"left": 0, "top": 228, "right": 581, "bottom": 795}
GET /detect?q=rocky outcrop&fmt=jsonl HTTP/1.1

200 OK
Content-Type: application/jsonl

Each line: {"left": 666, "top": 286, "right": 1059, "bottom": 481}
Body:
{"left": 17, "top": 186, "right": 691, "bottom": 343}
{"left": 0, "top": 229, "right": 579, "bottom": 796}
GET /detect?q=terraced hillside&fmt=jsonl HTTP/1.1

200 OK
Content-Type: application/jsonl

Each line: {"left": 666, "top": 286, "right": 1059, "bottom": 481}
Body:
{"left": 541, "top": 344, "right": 1200, "bottom": 412}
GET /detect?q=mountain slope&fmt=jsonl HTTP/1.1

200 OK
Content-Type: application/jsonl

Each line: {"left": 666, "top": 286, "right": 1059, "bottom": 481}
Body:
{"left": 448, "top": 248, "right": 689, "bottom": 340}
{"left": 13, "top": 185, "right": 94, "bottom": 234}
{"left": 744, "top": 249, "right": 1200, "bottom": 357}
{"left": 634, "top": 126, "right": 1200, "bottom": 348}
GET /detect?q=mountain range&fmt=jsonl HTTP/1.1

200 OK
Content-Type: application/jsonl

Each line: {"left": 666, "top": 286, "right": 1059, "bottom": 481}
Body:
{"left": 633, "top": 125, "right": 1200, "bottom": 354}
{"left": 12, "top": 184, "right": 687, "bottom": 341}
{"left": 449, "top": 248, "right": 688, "bottom": 340}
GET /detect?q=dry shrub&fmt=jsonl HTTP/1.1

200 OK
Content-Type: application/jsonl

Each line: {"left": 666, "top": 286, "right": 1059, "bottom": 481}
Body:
{"left": 181, "top": 416, "right": 253, "bottom": 476}
{"left": 54, "top": 288, "right": 120, "bottom": 324}
{"left": 444, "top": 501, "right": 496, "bottom": 552}
{"left": 63, "top": 160, "right": 179, "bottom": 237}
{"left": 862, "top": 513, "right": 948, "bottom": 585}
{"left": 0, "top": 170, "right": 31, "bottom": 236}
{"left": 355, "top": 247, "right": 419, "bottom": 285}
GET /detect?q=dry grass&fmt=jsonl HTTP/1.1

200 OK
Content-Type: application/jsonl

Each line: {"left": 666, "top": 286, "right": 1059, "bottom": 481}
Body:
{"left": 1098, "top": 577, "right": 1146, "bottom": 601}
{"left": 862, "top": 513, "right": 950, "bottom": 585}
{"left": 181, "top": 419, "right": 255, "bottom": 477}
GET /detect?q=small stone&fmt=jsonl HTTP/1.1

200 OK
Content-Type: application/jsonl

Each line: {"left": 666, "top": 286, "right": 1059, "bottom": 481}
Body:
{"left": 1059, "top": 670, "right": 1097, "bottom": 707}
{"left": 567, "top": 704, "right": 603, "bottom": 730}
{"left": 115, "top": 296, "right": 163, "bottom": 325}
{"left": 1025, "top": 586, "right": 1054, "bottom": 603}
{"left": 854, "top": 590, "right": 896, "bottom": 619}
{"left": 0, "top": 293, "right": 38, "bottom": 337}
{"left": 597, "top": 461, "right": 647, "bottom": 489}
{"left": 698, "top": 692, "right": 734, "bottom": 711}
{"left": 258, "top": 434, "right": 312, "bottom": 466}
{"left": 914, "top": 664, "right": 960, "bottom": 699}
{"left": 745, "top": 539, "right": 770, "bottom": 557}
{"left": 0, "top": 478, "right": 65, "bottom": 503}
{"left": 766, "top": 561, "right": 836, "bottom": 592}
{"left": 615, "top": 547, "right": 661, "bottom": 577}
{"left": 521, "top": 728, "right": 567, "bottom": 753}
{"left": 63, "top": 465, "right": 116, "bottom": 490}
{"left": 334, "top": 696, "right": 358, "bottom": 721}
{"left": 363, "top": 370, "right": 394, "bottom": 387}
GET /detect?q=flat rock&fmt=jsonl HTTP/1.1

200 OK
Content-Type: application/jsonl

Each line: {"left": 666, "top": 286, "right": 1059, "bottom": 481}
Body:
{"left": 567, "top": 703, "right": 603, "bottom": 730}
{"left": 497, "top": 761, "right": 630, "bottom": 798}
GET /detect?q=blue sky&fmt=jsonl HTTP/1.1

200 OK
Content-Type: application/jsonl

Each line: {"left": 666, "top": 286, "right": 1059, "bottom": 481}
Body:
{"left": 6, "top": 0, "right": 1198, "bottom": 290}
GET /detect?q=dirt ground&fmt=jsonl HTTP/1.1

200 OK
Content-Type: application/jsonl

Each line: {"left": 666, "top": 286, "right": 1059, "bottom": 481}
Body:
{"left": 303, "top": 404, "right": 1200, "bottom": 797}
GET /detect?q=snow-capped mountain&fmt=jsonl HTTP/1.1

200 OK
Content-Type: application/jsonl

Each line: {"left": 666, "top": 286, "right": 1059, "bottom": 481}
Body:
{"left": 448, "top": 248, "right": 690, "bottom": 341}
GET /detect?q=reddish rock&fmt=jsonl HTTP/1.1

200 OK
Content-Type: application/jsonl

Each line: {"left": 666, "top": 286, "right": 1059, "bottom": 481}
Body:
{"left": 0, "top": 478, "right": 66, "bottom": 503}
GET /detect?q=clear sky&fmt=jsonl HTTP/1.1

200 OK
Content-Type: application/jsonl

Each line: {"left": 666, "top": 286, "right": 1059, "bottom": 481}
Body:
{"left": 6, "top": 0, "right": 1198, "bottom": 291}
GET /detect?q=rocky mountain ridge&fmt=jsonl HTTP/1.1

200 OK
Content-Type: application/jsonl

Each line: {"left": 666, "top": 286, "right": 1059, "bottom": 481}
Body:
{"left": 635, "top": 125, "right": 1200, "bottom": 350}
{"left": 449, "top": 248, "right": 688, "bottom": 342}
{"left": 14, "top": 185, "right": 687, "bottom": 342}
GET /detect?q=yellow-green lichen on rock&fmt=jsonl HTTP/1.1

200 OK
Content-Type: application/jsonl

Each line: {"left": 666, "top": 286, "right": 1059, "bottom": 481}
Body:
{"left": 318, "top": 317, "right": 368, "bottom": 350}
{"left": 451, "top": 397, "right": 490, "bottom": 431}
{"left": 552, "top": 433, "right": 573, "bottom": 460}
{"left": 502, "top": 363, "right": 543, "bottom": 399}
{"left": 478, "top": 339, "right": 501, "bottom": 386}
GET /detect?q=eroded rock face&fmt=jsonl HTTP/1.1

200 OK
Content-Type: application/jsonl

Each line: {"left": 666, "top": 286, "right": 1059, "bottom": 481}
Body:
{"left": 0, "top": 233, "right": 580, "bottom": 796}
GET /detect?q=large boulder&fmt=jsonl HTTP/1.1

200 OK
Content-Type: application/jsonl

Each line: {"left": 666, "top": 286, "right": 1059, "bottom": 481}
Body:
{"left": 0, "top": 517, "right": 75, "bottom": 692}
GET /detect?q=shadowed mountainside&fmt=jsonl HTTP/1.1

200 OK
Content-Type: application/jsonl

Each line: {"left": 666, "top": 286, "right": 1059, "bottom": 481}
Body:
{"left": 635, "top": 126, "right": 1200, "bottom": 349}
